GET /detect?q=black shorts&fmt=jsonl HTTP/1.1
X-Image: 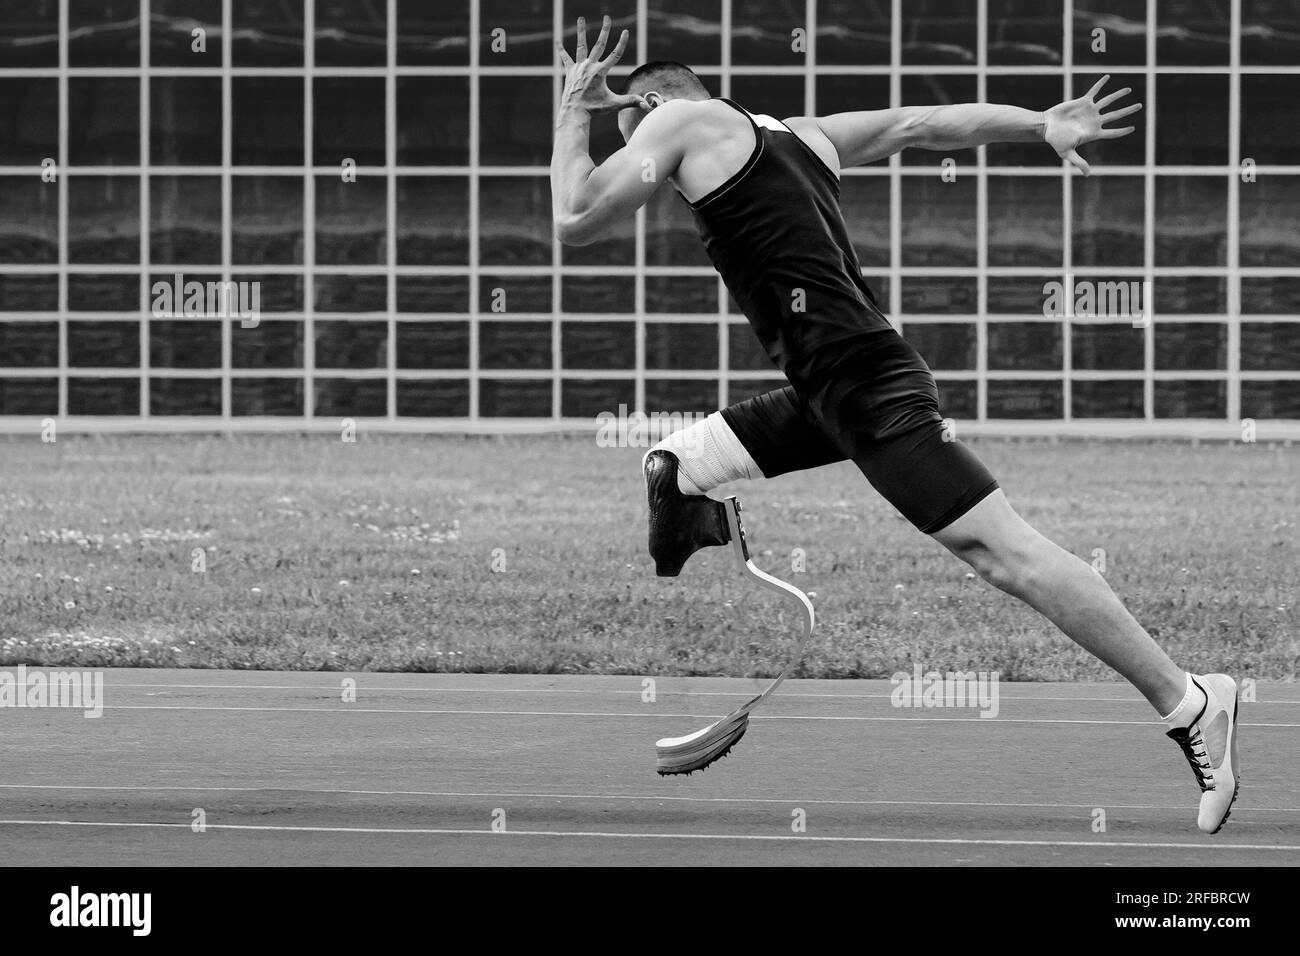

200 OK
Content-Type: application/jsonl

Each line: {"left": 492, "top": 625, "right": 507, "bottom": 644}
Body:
{"left": 721, "top": 331, "right": 998, "bottom": 534}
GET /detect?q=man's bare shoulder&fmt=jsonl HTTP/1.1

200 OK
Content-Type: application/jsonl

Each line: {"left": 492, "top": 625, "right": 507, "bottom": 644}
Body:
{"left": 664, "top": 100, "right": 761, "bottom": 200}
{"left": 781, "top": 116, "right": 844, "bottom": 176}
{"left": 635, "top": 98, "right": 739, "bottom": 134}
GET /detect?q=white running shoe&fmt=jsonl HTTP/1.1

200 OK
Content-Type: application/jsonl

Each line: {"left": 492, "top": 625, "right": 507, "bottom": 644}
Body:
{"left": 1166, "top": 674, "right": 1241, "bottom": 834}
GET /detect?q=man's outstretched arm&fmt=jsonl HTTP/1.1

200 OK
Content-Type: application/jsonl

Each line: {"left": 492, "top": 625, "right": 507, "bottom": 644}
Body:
{"left": 550, "top": 16, "right": 682, "bottom": 246}
{"left": 812, "top": 75, "right": 1140, "bottom": 174}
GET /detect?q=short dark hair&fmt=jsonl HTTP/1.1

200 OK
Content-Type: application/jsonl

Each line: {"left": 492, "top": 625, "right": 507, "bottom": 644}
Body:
{"left": 623, "top": 60, "right": 709, "bottom": 99}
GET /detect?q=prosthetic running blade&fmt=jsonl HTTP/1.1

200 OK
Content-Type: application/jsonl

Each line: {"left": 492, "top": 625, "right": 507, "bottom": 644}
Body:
{"left": 655, "top": 496, "right": 816, "bottom": 775}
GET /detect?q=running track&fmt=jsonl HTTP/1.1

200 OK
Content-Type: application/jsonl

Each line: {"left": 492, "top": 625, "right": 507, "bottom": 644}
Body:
{"left": 2, "top": 671, "right": 1296, "bottom": 866}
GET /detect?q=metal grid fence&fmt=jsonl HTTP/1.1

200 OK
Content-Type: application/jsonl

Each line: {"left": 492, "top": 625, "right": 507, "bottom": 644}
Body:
{"left": 0, "top": 0, "right": 1297, "bottom": 437}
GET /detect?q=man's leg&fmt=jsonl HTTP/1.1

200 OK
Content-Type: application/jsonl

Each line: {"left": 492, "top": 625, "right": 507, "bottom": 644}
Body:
{"left": 653, "top": 385, "right": 846, "bottom": 495}
{"left": 652, "top": 372, "right": 1241, "bottom": 830}
{"left": 929, "top": 488, "right": 1185, "bottom": 713}
{"left": 926, "top": 483, "right": 1241, "bottom": 833}
{"left": 850, "top": 415, "right": 1240, "bottom": 831}
{"left": 796, "top": 329, "right": 1185, "bottom": 714}
{"left": 702, "top": 333, "right": 1240, "bottom": 830}
{"left": 645, "top": 386, "right": 846, "bottom": 575}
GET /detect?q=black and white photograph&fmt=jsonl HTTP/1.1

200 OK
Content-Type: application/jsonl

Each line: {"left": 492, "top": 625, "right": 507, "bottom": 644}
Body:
{"left": 0, "top": 0, "right": 1295, "bottom": 919}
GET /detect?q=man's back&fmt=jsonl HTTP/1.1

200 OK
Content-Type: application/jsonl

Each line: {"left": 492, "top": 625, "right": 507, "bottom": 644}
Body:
{"left": 666, "top": 98, "right": 841, "bottom": 202}
{"left": 668, "top": 97, "right": 893, "bottom": 379}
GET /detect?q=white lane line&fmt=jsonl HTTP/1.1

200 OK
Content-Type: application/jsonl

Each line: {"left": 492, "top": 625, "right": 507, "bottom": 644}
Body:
{"left": 42, "top": 704, "right": 1296, "bottom": 727}
{"left": 0, "top": 784, "right": 1295, "bottom": 813}
{"left": 0, "top": 818, "right": 1295, "bottom": 851}
{"left": 103, "top": 683, "right": 1300, "bottom": 705}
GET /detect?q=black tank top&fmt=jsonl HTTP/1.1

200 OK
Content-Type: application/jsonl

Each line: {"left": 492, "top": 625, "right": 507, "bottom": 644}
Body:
{"left": 684, "top": 99, "right": 893, "bottom": 377}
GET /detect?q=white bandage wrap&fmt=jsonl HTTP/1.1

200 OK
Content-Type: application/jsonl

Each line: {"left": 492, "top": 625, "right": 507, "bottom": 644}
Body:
{"left": 652, "top": 412, "right": 762, "bottom": 495}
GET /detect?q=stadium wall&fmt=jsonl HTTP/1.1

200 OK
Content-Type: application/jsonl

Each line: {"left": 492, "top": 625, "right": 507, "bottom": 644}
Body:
{"left": 1, "top": 0, "right": 1297, "bottom": 439}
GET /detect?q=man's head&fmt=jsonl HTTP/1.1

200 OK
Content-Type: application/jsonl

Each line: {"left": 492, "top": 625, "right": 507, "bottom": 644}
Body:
{"left": 618, "top": 61, "right": 710, "bottom": 142}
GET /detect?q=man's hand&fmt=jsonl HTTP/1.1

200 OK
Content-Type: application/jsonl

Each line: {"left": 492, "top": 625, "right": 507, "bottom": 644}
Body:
{"left": 1043, "top": 75, "right": 1142, "bottom": 175}
{"left": 551, "top": 16, "right": 681, "bottom": 245}
{"left": 556, "top": 15, "right": 643, "bottom": 119}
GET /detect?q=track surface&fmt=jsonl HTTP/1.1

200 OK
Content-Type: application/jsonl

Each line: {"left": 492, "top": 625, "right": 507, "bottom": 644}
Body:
{"left": 1, "top": 670, "right": 1296, "bottom": 866}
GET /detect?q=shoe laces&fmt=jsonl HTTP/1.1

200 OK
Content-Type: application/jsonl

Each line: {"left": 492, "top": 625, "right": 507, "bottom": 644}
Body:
{"left": 1167, "top": 724, "right": 1215, "bottom": 792}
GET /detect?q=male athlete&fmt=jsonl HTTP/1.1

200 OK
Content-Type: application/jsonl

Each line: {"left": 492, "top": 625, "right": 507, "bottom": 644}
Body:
{"left": 551, "top": 16, "right": 1239, "bottom": 832}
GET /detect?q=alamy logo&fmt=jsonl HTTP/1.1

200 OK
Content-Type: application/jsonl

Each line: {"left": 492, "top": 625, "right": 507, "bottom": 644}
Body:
{"left": 151, "top": 272, "right": 261, "bottom": 327}
{"left": 595, "top": 404, "right": 707, "bottom": 456}
{"left": 890, "top": 663, "right": 1000, "bottom": 718}
{"left": 50, "top": 886, "right": 151, "bottom": 936}
{"left": 1042, "top": 276, "right": 1151, "bottom": 328}
{"left": 0, "top": 666, "right": 103, "bottom": 718}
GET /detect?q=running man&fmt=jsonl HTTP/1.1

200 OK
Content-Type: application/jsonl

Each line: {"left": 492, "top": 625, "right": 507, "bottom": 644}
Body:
{"left": 551, "top": 16, "right": 1239, "bottom": 832}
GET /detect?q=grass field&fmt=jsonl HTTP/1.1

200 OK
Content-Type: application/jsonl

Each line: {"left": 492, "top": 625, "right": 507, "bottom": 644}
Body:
{"left": 0, "top": 433, "right": 1295, "bottom": 680}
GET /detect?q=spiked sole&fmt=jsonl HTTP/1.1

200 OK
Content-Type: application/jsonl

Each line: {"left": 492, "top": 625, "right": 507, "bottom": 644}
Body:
{"left": 1208, "top": 782, "right": 1239, "bottom": 834}
{"left": 655, "top": 712, "right": 750, "bottom": 775}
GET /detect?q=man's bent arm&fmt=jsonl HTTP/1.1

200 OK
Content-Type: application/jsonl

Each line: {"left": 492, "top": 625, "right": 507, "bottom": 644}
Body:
{"left": 550, "top": 104, "right": 601, "bottom": 239}
{"left": 551, "top": 102, "right": 686, "bottom": 246}
{"left": 550, "top": 14, "right": 671, "bottom": 245}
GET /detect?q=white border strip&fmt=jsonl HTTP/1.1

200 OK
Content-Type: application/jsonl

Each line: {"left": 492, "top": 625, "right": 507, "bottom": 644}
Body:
{"left": 0, "top": 818, "right": 1293, "bottom": 851}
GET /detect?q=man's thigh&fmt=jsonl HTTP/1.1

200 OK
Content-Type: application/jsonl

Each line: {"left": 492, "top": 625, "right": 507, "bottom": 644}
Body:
{"left": 722, "top": 330, "right": 999, "bottom": 536}
{"left": 720, "top": 385, "right": 847, "bottom": 478}
{"left": 804, "top": 333, "right": 1000, "bottom": 534}
{"left": 851, "top": 420, "right": 1000, "bottom": 534}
